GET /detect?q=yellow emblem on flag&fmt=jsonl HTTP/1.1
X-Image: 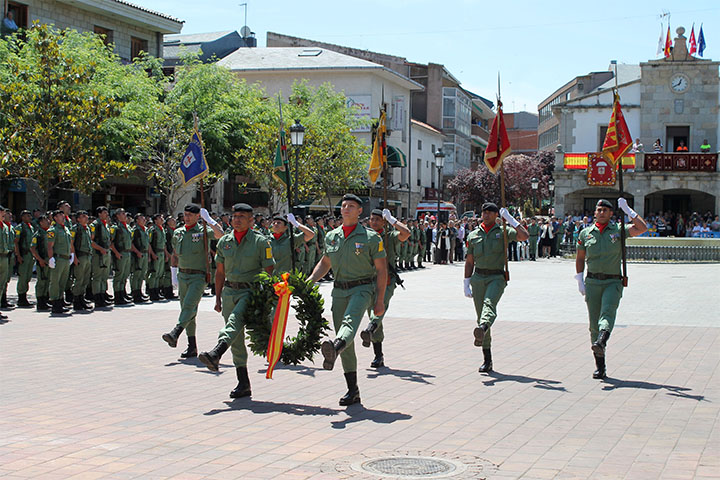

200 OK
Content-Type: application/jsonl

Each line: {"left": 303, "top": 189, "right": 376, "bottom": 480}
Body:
{"left": 378, "top": 240, "right": 384, "bottom": 252}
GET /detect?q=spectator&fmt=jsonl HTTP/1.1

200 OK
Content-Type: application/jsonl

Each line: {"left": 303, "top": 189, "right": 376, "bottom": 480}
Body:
{"left": 653, "top": 138, "right": 663, "bottom": 152}
{"left": 676, "top": 141, "right": 688, "bottom": 152}
{"left": 631, "top": 138, "right": 644, "bottom": 153}
{"left": 691, "top": 221, "right": 702, "bottom": 237}
{"left": 1, "top": 10, "right": 18, "bottom": 37}
{"left": 711, "top": 215, "right": 720, "bottom": 232}
{"left": 539, "top": 219, "right": 554, "bottom": 258}
{"left": 700, "top": 139, "right": 712, "bottom": 153}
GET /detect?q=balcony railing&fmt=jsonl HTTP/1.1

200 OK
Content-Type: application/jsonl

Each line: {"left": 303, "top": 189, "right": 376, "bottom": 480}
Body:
{"left": 471, "top": 124, "right": 489, "bottom": 141}
{"left": 644, "top": 153, "right": 717, "bottom": 172}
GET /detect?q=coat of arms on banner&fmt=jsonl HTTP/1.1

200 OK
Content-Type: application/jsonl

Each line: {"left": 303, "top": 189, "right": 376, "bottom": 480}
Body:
{"left": 587, "top": 153, "right": 616, "bottom": 186}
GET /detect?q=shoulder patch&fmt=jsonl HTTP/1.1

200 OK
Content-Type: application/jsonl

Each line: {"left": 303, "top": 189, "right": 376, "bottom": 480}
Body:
{"left": 70, "top": 231, "right": 76, "bottom": 238}
{"left": 31, "top": 237, "right": 37, "bottom": 246}
{"left": 47, "top": 230, "right": 55, "bottom": 240}
{"left": 378, "top": 240, "right": 384, "bottom": 252}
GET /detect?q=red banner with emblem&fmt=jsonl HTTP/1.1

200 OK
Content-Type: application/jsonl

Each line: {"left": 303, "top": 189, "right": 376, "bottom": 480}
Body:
{"left": 601, "top": 91, "right": 633, "bottom": 166}
{"left": 483, "top": 100, "right": 512, "bottom": 174}
{"left": 587, "top": 153, "right": 617, "bottom": 186}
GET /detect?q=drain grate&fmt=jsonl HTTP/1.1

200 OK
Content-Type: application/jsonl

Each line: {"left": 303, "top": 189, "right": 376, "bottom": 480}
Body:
{"left": 361, "top": 456, "right": 456, "bottom": 477}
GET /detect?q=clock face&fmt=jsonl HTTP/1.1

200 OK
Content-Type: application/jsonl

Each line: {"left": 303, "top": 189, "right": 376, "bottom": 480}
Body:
{"left": 670, "top": 74, "right": 689, "bottom": 93}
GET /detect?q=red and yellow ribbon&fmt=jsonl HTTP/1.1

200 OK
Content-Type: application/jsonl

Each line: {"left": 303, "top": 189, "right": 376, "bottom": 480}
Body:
{"left": 266, "top": 273, "right": 292, "bottom": 379}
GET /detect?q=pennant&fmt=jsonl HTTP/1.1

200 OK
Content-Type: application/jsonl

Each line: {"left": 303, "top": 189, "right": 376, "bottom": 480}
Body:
{"left": 601, "top": 91, "right": 633, "bottom": 167}
{"left": 689, "top": 24, "right": 697, "bottom": 55}
{"left": 483, "top": 100, "right": 512, "bottom": 174}
{"left": 664, "top": 24, "right": 672, "bottom": 58}
{"left": 266, "top": 273, "right": 293, "bottom": 380}
{"left": 657, "top": 23, "right": 665, "bottom": 56}
{"left": 698, "top": 24, "right": 706, "bottom": 57}
{"left": 178, "top": 129, "right": 208, "bottom": 186}
{"left": 367, "top": 109, "right": 387, "bottom": 184}
{"left": 273, "top": 128, "right": 290, "bottom": 188}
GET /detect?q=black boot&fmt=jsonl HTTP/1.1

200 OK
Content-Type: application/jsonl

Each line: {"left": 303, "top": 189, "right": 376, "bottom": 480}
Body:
{"left": 157, "top": 287, "right": 166, "bottom": 299}
{"left": 114, "top": 290, "right": 130, "bottom": 306}
{"left": 370, "top": 342, "right": 384, "bottom": 368}
{"left": 51, "top": 298, "right": 71, "bottom": 314}
{"left": 478, "top": 348, "right": 493, "bottom": 373}
{"left": 321, "top": 338, "right": 346, "bottom": 371}
{"left": 73, "top": 296, "right": 88, "bottom": 311}
{"left": 593, "top": 354, "right": 607, "bottom": 379}
{"left": 123, "top": 288, "right": 133, "bottom": 303}
{"left": 163, "top": 286, "right": 176, "bottom": 300}
{"left": 17, "top": 293, "right": 34, "bottom": 308}
{"left": 473, "top": 323, "right": 489, "bottom": 347}
{"left": 139, "top": 288, "right": 150, "bottom": 302}
{"left": 104, "top": 291, "right": 114, "bottom": 302}
{"left": 64, "top": 290, "right": 73, "bottom": 306}
{"left": 180, "top": 336, "right": 197, "bottom": 358}
{"left": 339, "top": 372, "right": 361, "bottom": 406}
{"left": 198, "top": 341, "right": 229, "bottom": 372}
{"left": 360, "top": 322, "right": 378, "bottom": 348}
{"left": 592, "top": 330, "right": 611, "bottom": 357}
{"left": 132, "top": 290, "right": 148, "bottom": 304}
{"left": 36, "top": 296, "right": 50, "bottom": 312}
{"left": 162, "top": 324, "right": 184, "bottom": 348}
{"left": 149, "top": 288, "right": 161, "bottom": 301}
{"left": 82, "top": 294, "right": 94, "bottom": 310}
{"left": 94, "top": 293, "right": 110, "bottom": 309}
{"left": 1, "top": 292, "right": 15, "bottom": 309}
{"left": 229, "top": 366, "right": 252, "bottom": 398}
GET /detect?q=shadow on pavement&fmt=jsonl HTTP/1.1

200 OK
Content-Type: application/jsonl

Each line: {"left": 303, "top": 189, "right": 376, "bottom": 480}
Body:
{"left": 256, "top": 363, "right": 321, "bottom": 378}
{"left": 330, "top": 404, "right": 412, "bottom": 429}
{"left": 204, "top": 399, "right": 340, "bottom": 417}
{"left": 365, "top": 367, "right": 435, "bottom": 384}
{"left": 601, "top": 377, "right": 706, "bottom": 401}
{"left": 482, "top": 371, "right": 567, "bottom": 392}
{"left": 164, "top": 357, "right": 204, "bottom": 368}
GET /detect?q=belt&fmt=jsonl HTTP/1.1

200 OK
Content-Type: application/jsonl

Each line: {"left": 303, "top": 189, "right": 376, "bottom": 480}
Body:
{"left": 225, "top": 281, "right": 253, "bottom": 290}
{"left": 474, "top": 268, "right": 504, "bottom": 276}
{"left": 587, "top": 272, "right": 622, "bottom": 280}
{"left": 0, "top": 252, "right": 8, "bottom": 257}
{"left": 333, "top": 276, "right": 376, "bottom": 290}
{"left": 76, "top": 251, "right": 90, "bottom": 257}
{"left": 56, "top": 254, "right": 70, "bottom": 260}
{"left": 179, "top": 268, "right": 206, "bottom": 275}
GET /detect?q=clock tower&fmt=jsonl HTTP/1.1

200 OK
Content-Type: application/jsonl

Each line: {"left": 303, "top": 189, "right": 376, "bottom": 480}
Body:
{"left": 640, "top": 27, "right": 719, "bottom": 152}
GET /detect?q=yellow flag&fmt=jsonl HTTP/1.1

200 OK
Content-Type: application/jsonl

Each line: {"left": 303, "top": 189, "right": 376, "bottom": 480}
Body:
{"left": 368, "top": 110, "right": 387, "bottom": 183}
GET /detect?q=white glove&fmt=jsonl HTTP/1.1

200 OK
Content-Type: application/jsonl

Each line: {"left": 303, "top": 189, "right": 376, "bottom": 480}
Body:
{"left": 382, "top": 208, "right": 397, "bottom": 225}
{"left": 286, "top": 213, "right": 300, "bottom": 228}
{"left": 49, "top": 257, "right": 56, "bottom": 269}
{"left": 617, "top": 197, "right": 637, "bottom": 219}
{"left": 463, "top": 278, "right": 472, "bottom": 298}
{"left": 171, "top": 266, "right": 179, "bottom": 287}
{"left": 199, "top": 208, "right": 218, "bottom": 226}
{"left": 574, "top": 272, "right": 585, "bottom": 296}
{"left": 499, "top": 207, "right": 520, "bottom": 228}
{"left": 70, "top": 253, "right": 75, "bottom": 264}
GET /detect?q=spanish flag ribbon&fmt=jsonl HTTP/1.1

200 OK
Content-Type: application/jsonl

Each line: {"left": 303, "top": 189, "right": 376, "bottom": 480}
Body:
{"left": 266, "top": 273, "right": 293, "bottom": 379}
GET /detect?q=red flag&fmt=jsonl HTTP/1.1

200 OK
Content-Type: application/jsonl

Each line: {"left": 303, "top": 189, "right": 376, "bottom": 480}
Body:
{"left": 689, "top": 25, "right": 697, "bottom": 55}
{"left": 664, "top": 24, "right": 672, "bottom": 58}
{"left": 601, "top": 91, "right": 633, "bottom": 166}
{"left": 483, "top": 100, "right": 512, "bottom": 174}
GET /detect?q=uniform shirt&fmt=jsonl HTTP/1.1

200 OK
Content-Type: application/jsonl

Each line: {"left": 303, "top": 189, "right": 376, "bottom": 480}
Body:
{"left": 172, "top": 223, "right": 213, "bottom": 271}
{"left": 110, "top": 222, "right": 132, "bottom": 252}
{"left": 270, "top": 230, "right": 305, "bottom": 273}
{"left": 90, "top": 219, "right": 111, "bottom": 249}
{"left": 527, "top": 224, "right": 540, "bottom": 237}
{"left": 5, "top": 222, "right": 15, "bottom": 253}
{"left": 148, "top": 225, "right": 166, "bottom": 255}
{"left": 381, "top": 228, "right": 402, "bottom": 267}
{"left": 215, "top": 229, "right": 274, "bottom": 283}
{"left": 47, "top": 223, "right": 71, "bottom": 256}
{"left": 32, "top": 228, "right": 49, "bottom": 260}
{"left": 15, "top": 222, "right": 34, "bottom": 255}
{"left": 577, "top": 223, "right": 633, "bottom": 276}
{"left": 132, "top": 225, "right": 149, "bottom": 253}
{"left": 466, "top": 224, "right": 517, "bottom": 271}
{"left": 324, "top": 223, "right": 386, "bottom": 283}
{"left": 165, "top": 226, "right": 175, "bottom": 254}
{"left": 0, "top": 222, "right": 9, "bottom": 254}
{"left": 71, "top": 224, "right": 92, "bottom": 254}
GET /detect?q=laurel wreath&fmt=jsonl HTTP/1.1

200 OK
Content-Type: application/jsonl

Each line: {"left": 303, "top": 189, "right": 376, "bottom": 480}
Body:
{"left": 244, "top": 271, "right": 329, "bottom": 365}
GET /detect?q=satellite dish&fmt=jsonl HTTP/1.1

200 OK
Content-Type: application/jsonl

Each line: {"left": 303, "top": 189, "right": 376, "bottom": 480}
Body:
{"left": 240, "top": 25, "right": 251, "bottom": 38}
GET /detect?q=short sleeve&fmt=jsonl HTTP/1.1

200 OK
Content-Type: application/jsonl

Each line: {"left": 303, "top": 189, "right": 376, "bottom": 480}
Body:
{"left": 370, "top": 233, "right": 386, "bottom": 261}
{"left": 577, "top": 230, "right": 586, "bottom": 251}
{"left": 215, "top": 238, "right": 225, "bottom": 264}
{"left": 171, "top": 230, "right": 181, "bottom": 252}
{"left": 506, "top": 227, "right": 518, "bottom": 242}
{"left": 261, "top": 239, "right": 275, "bottom": 268}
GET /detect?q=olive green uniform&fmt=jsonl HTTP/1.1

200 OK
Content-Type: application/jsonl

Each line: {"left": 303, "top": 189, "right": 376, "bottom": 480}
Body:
{"left": 556, "top": 222, "right": 566, "bottom": 255}
{"left": 325, "top": 224, "right": 385, "bottom": 372}
{"left": 111, "top": 222, "right": 132, "bottom": 294}
{"left": 47, "top": 224, "right": 72, "bottom": 302}
{"left": 527, "top": 224, "right": 539, "bottom": 259}
{"left": 161, "top": 226, "right": 175, "bottom": 290}
{"left": 130, "top": 225, "right": 149, "bottom": 293}
{"left": 15, "top": 222, "right": 35, "bottom": 295}
{"left": 71, "top": 224, "right": 93, "bottom": 297}
{"left": 215, "top": 230, "right": 274, "bottom": 367}
{"left": 4, "top": 222, "right": 15, "bottom": 294}
{"left": 466, "top": 224, "right": 517, "bottom": 348}
{"left": 270, "top": 230, "right": 305, "bottom": 274}
{"left": 577, "top": 223, "right": 632, "bottom": 343}
{"left": 90, "top": 219, "right": 112, "bottom": 295}
{"left": 0, "top": 223, "right": 11, "bottom": 297}
{"left": 32, "top": 228, "right": 50, "bottom": 299}
{"left": 417, "top": 226, "right": 425, "bottom": 267}
{"left": 305, "top": 226, "right": 319, "bottom": 274}
{"left": 369, "top": 228, "right": 403, "bottom": 342}
{"left": 62, "top": 217, "right": 74, "bottom": 295}
{"left": 172, "top": 224, "right": 212, "bottom": 337}
{"left": 146, "top": 225, "right": 166, "bottom": 290}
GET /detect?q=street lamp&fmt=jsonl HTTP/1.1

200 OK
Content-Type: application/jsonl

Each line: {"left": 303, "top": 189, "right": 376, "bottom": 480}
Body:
{"left": 290, "top": 119, "right": 305, "bottom": 212}
{"left": 531, "top": 177, "right": 539, "bottom": 214}
{"left": 434, "top": 148, "right": 446, "bottom": 223}
{"left": 548, "top": 178, "right": 555, "bottom": 214}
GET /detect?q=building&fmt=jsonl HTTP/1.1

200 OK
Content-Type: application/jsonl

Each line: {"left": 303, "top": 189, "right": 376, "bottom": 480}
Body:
{"left": 163, "top": 30, "right": 255, "bottom": 74}
{"left": 504, "top": 111, "right": 538, "bottom": 155}
{"left": 544, "top": 28, "right": 719, "bottom": 218}
{"left": 469, "top": 92, "right": 494, "bottom": 169}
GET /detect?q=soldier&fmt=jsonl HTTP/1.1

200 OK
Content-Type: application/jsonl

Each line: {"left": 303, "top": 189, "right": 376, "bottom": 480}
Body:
{"left": 304, "top": 216, "right": 319, "bottom": 274}
{"left": 269, "top": 214, "right": 314, "bottom": 274}
{"left": 146, "top": 214, "right": 167, "bottom": 301}
{"left": 197, "top": 203, "right": 275, "bottom": 398}
{"left": 416, "top": 219, "right": 426, "bottom": 269}
{"left": 109, "top": 209, "right": 134, "bottom": 306}
{"left": 575, "top": 199, "right": 647, "bottom": 379}
{"left": 14, "top": 210, "right": 35, "bottom": 308}
{"left": 527, "top": 217, "right": 539, "bottom": 261}
{"left": 0, "top": 207, "right": 10, "bottom": 319}
{"left": 57, "top": 201, "right": 74, "bottom": 304}
{"left": 1, "top": 208, "right": 15, "bottom": 310}
{"left": 29, "top": 215, "right": 51, "bottom": 311}
{"left": 129, "top": 213, "right": 150, "bottom": 304}
{"left": 90, "top": 206, "right": 113, "bottom": 308}
{"left": 161, "top": 205, "right": 224, "bottom": 358}
{"left": 464, "top": 203, "right": 529, "bottom": 373}
{"left": 47, "top": 210, "right": 76, "bottom": 315}
{"left": 410, "top": 219, "right": 420, "bottom": 269}
{"left": 71, "top": 211, "right": 94, "bottom": 311}
{"left": 360, "top": 209, "right": 410, "bottom": 368}
{"left": 308, "top": 194, "right": 388, "bottom": 406}
{"left": 161, "top": 216, "right": 177, "bottom": 300}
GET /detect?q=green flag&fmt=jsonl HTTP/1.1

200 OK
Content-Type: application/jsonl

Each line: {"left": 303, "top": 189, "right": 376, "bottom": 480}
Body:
{"left": 273, "top": 128, "right": 289, "bottom": 188}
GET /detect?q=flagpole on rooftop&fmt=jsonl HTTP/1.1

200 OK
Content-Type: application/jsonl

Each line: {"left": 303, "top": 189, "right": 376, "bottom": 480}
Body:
{"left": 611, "top": 61, "right": 629, "bottom": 286}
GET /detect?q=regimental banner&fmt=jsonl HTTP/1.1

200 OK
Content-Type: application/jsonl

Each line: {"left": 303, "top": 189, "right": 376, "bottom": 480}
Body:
{"left": 587, "top": 153, "right": 616, "bottom": 186}
{"left": 565, "top": 153, "right": 635, "bottom": 170}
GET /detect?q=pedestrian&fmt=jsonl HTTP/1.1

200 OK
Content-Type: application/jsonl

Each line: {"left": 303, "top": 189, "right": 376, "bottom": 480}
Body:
{"left": 14, "top": 210, "right": 35, "bottom": 308}
{"left": 70, "top": 211, "right": 94, "bottom": 311}
{"left": 197, "top": 203, "right": 275, "bottom": 398}
{"left": 575, "top": 199, "right": 647, "bottom": 379}
{"left": 539, "top": 219, "right": 554, "bottom": 258}
{"left": 463, "top": 203, "right": 529, "bottom": 373}
{"left": 309, "top": 194, "right": 388, "bottom": 406}
{"left": 269, "top": 213, "right": 314, "bottom": 274}
{"left": 90, "top": 206, "right": 113, "bottom": 308}
{"left": 146, "top": 214, "right": 167, "bottom": 301}
{"left": 47, "top": 210, "right": 76, "bottom": 315}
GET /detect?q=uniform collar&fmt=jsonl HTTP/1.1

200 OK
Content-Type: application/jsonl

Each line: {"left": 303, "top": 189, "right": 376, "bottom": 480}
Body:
{"left": 233, "top": 228, "right": 249, "bottom": 244}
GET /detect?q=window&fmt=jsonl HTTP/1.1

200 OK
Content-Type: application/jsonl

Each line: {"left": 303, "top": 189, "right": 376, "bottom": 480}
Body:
{"left": 431, "top": 144, "right": 435, "bottom": 154}
{"left": 417, "top": 159, "right": 422, "bottom": 186}
{"left": 94, "top": 26, "right": 113, "bottom": 46}
{"left": 538, "top": 125, "right": 559, "bottom": 149}
{"left": 598, "top": 126, "right": 608, "bottom": 152}
{"left": 131, "top": 36, "right": 148, "bottom": 60}
{"left": 6, "top": 2, "right": 27, "bottom": 29}
{"left": 417, "top": 139, "right": 422, "bottom": 151}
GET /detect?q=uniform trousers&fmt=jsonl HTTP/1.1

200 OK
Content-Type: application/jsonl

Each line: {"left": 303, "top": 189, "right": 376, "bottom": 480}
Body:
{"left": 175, "top": 272, "right": 205, "bottom": 336}
{"left": 49, "top": 258, "right": 71, "bottom": 301}
{"left": 332, "top": 284, "right": 374, "bottom": 373}
{"left": 91, "top": 252, "right": 111, "bottom": 295}
{"left": 216, "top": 287, "right": 252, "bottom": 367}
{"left": 369, "top": 281, "right": 396, "bottom": 343}
{"left": 585, "top": 278, "right": 623, "bottom": 343}
{"left": 16, "top": 253, "right": 34, "bottom": 295}
{"left": 72, "top": 254, "right": 92, "bottom": 296}
{"left": 470, "top": 273, "right": 507, "bottom": 348}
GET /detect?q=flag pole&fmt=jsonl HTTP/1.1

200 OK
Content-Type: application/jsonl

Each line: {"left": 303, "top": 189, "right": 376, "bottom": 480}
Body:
{"left": 193, "top": 112, "right": 211, "bottom": 285}
{"left": 381, "top": 86, "right": 388, "bottom": 209}
{"left": 498, "top": 73, "right": 510, "bottom": 282}
{"left": 612, "top": 63, "right": 628, "bottom": 286}
{"left": 278, "top": 96, "right": 296, "bottom": 273}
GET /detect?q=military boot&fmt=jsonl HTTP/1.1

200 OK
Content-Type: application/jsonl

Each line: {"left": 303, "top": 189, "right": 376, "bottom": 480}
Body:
{"left": 229, "top": 366, "right": 252, "bottom": 399}
{"left": 51, "top": 298, "right": 71, "bottom": 314}
{"left": 104, "top": 291, "right": 114, "bottom": 302}
{"left": 17, "top": 293, "right": 34, "bottom": 308}
{"left": 161, "top": 324, "right": 184, "bottom": 348}
{"left": 180, "top": 336, "right": 197, "bottom": 358}
{"left": 94, "top": 293, "right": 110, "bottom": 309}
{"left": 163, "top": 286, "right": 176, "bottom": 300}
{"left": 198, "top": 341, "right": 229, "bottom": 372}
{"left": 132, "top": 290, "right": 149, "bottom": 304}
{"left": 1, "top": 292, "right": 15, "bottom": 309}
{"left": 592, "top": 330, "right": 610, "bottom": 357}
{"left": 123, "top": 288, "right": 133, "bottom": 303}
{"left": 321, "top": 338, "right": 346, "bottom": 370}
{"left": 473, "top": 323, "right": 489, "bottom": 347}
{"left": 360, "top": 322, "right": 378, "bottom": 348}
{"left": 593, "top": 354, "right": 607, "bottom": 379}
{"left": 64, "top": 290, "right": 73, "bottom": 306}
{"left": 339, "top": 372, "right": 361, "bottom": 406}
{"left": 478, "top": 348, "right": 493, "bottom": 373}
{"left": 73, "top": 296, "right": 88, "bottom": 312}
{"left": 114, "top": 290, "right": 130, "bottom": 306}
{"left": 370, "top": 342, "right": 384, "bottom": 368}
{"left": 149, "top": 288, "right": 161, "bottom": 301}
{"left": 36, "top": 296, "right": 50, "bottom": 312}
{"left": 81, "top": 294, "right": 94, "bottom": 311}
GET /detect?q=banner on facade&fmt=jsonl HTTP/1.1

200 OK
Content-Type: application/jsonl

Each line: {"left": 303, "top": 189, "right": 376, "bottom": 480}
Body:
{"left": 587, "top": 153, "right": 616, "bottom": 186}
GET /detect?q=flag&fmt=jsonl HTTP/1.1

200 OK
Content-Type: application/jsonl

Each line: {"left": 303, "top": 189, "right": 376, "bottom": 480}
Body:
{"left": 698, "top": 24, "right": 706, "bottom": 57}
{"left": 656, "top": 23, "right": 665, "bottom": 56}
{"left": 367, "top": 109, "right": 387, "bottom": 184}
{"left": 689, "top": 24, "right": 697, "bottom": 55}
{"left": 266, "top": 273, "right": 292, "bottom": 380}
{"left": 179, "top": 129, "right": 208, "bottom": 186}
{"left": 273, "top": 128, "right": 290, "bottom": 188}
{"left": 601, "top": 91, "right": 633, "bottom": 167}
{"left": 664, "top": 24, "right": 672, "bottom": 58}
{"left": 483, "top": 100, "right": 511, "bottom": 174}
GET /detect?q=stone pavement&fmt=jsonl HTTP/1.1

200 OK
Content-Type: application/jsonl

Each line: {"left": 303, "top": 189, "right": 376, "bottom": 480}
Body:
{"left": 1, "top": 259, "right": 718, "bottom": 479}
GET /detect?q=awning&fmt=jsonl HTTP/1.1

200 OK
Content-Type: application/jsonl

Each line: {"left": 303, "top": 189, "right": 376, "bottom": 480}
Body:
{"left": 379, "top": 199, "right": 402, "bottom": 206}
{"left": 416, "top": 201, "right": 456, "bottom": 212}
{"left": 387, "top": 146, "right": 407, "bottom": 168}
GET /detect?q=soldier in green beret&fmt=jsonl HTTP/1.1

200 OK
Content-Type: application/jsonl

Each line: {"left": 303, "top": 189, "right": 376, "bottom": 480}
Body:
{"left": 109, "top": 209, "right": 134, "bottom": 306}
{"left": 160, "top": 216, "right": 177, "bottom": 300}
{"left": 29, "top": 215, "right": 51, "bottom": 311}
{"left": 71, "top": 211, "right": 95, "bottom": 311}
{"left": 130, "top": 213, "right": 150, "bottom": 303}
{"left": 90, "top": 206, "right": 113, "bottom": 308}
{"left": 304, "top": 216, "right": 320, "bottom": 274}
{"left": 269, "top": 214, "right": 314, "bottom": 274}
{"left": 146, "top": 214, "right": 168, "bottom": 301}
{"left": 527, "top": 217, "right": 539, "bottom": 261}
{"left": 575, "top": 199, "right": 647, "bottom": 379}
{"left": 47, "top": 210, "right": 76, "bottom": 315}
{"left": 14, "top": 210, "right": 35, "bottom": 308}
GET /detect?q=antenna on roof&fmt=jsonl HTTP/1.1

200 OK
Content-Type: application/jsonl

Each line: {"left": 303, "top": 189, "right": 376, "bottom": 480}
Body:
{"left": 239, "top": 3, "right": 250, "bottom": 37}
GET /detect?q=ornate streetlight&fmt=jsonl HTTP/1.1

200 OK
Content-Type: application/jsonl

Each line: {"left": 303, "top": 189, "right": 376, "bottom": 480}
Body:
{"left": 531, "top": 176, "right": 539, "bottom": 214}
{"left": 289, "top": 119, "right": 305, "bottom": 212}
{"left": 434, "top": 148, "right": 446, "bottom": 223}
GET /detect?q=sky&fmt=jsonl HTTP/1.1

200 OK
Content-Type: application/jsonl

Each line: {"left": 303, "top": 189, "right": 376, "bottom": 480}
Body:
{"left": 140, "top": 0, "right": 717, "bottom": 113}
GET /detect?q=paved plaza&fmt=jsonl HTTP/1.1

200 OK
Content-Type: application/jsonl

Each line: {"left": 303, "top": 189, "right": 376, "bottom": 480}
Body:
{"left": 1, "top": 259, "right": 718, "bottom": 479}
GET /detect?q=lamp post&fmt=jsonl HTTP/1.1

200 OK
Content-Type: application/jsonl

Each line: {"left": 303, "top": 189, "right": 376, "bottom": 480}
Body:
{"left": 531, "top": 176, "right": 539, "bottom": 214}
{"left": 548, "top": 178, "right": 555, "bottom": 214}
{"left": 290, "top": 119, "right": 305, "bottom": 213}
{"left": 434, "top": 148, "right": 446, "bottom": 223}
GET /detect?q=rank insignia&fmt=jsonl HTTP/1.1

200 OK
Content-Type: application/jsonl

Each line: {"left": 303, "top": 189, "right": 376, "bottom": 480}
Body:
{"left": 496, "top": 233, "right": 501, "bottom": 239}
{"left": 609, "top": 233, "right": 619, "bottom": 243}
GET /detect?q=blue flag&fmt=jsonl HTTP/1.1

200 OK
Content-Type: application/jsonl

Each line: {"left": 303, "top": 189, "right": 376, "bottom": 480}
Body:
{"left": 698, "top": 25, "right": 706, "bottom": 57}
{"left": 179, "top": 130, "right": 208, "bottom": 185}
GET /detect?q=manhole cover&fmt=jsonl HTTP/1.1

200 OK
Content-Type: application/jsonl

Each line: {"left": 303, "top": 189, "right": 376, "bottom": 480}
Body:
{"left": 363, "top": 457, "right": 456, "bottom": 476}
